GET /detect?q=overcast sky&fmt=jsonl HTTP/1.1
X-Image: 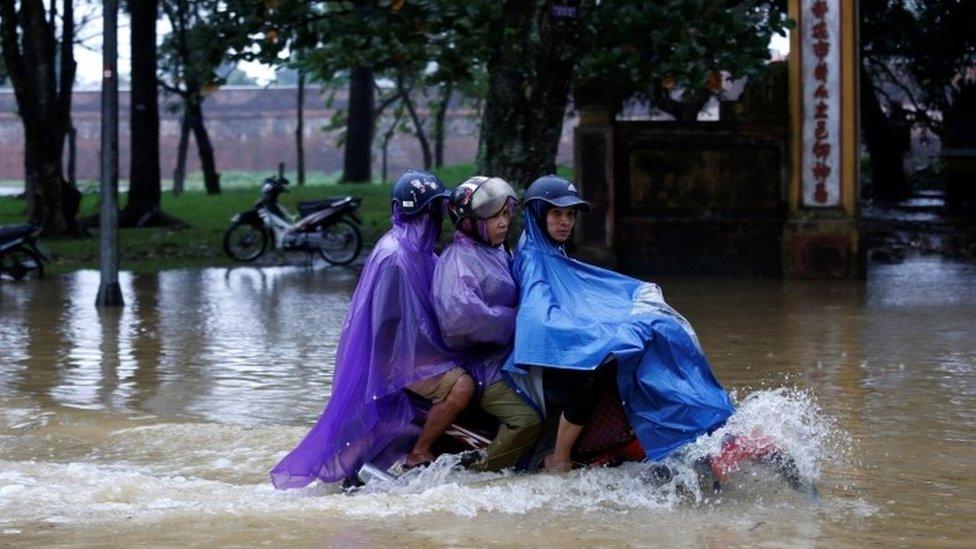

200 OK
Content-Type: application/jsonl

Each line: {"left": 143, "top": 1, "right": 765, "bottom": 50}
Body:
{"left": 73, "top": 7, "right": 274, "bottom": 88}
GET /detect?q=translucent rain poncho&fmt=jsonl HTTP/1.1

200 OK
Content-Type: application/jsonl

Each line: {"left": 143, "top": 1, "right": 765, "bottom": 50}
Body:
{"left": 270, "top": 209, "right": 458, "bottom": 488}
{"left": 504, "top": 207, "right": 735, "bottom": 461}
{"left": 432, "top": 229, "right": 517, "bottom": 389}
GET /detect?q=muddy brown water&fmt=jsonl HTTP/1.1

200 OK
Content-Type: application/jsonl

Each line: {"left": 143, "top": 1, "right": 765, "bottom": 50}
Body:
{"left": 1, "top": 260, "right": 974, "bottom": 547}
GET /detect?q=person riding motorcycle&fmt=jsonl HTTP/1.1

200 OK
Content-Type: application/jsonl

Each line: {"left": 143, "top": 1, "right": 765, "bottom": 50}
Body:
{"left": 505, "top": 175, "right": 736, "bottom": 471}
{"left": 431, "top": 176, "right": 541, "bottom": 471}
{"left": 270, "top": 170, "right": 471, "bottom": 488}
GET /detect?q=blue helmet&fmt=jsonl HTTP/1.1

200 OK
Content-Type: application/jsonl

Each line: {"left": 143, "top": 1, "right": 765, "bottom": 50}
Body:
{"left": 391, "top": 170, "right": 451, "bottom": 218}
{"left": 523, "top": 175, "right": 591, "bottom": 212}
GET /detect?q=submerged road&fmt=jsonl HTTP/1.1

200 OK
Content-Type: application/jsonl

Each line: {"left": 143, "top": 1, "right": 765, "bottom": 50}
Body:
{"left": 1, "top": 260, "right": 974, "bottom": 546}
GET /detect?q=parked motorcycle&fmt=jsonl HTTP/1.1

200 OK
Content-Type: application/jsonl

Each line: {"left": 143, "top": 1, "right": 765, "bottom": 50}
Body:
{"left": 0, "top": 223, "right": 47, "bottom": 280}
{"left": 223, "top": 171, "right": 364, "bottom": 266}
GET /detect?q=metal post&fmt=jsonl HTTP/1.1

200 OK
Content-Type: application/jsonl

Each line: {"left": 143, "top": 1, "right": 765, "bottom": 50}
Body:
{"left": 96, "top": 0, "right": 123, "bottom": 307}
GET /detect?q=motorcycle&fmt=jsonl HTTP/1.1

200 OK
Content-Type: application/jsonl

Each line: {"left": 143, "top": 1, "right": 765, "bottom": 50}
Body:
{"left": 356, "top": 385, "right": 815, "bottom": 498}
{"left": 223, "top": 170, "right": 364, "bottom": 266}
{"left": 0, "top": 223, "right": 47, "bottom": 281}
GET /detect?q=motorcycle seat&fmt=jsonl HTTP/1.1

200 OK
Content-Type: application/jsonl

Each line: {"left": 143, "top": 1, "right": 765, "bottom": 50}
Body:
{"left": 297, "top": 197, "right": 353, "bottom": 217}
{"left": 0, "top": 224, "right": 35, "bottom": 241}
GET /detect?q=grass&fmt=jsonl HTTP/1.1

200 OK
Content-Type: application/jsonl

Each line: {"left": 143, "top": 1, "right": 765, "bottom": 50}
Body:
{"left": 0, "top": 164, "right": 573, "bottom": 274}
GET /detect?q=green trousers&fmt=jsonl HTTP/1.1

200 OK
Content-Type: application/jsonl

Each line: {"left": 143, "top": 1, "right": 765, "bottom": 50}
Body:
{"left": 474, "top": 380, "right": 542, "bottom": 472}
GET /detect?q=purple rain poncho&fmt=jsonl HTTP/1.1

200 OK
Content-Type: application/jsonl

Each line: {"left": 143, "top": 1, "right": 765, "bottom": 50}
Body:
{"left": 270, "top": 210, "right": 458, "bottom": 489}
{"left": 432, "top": 229, "right": 517, "bottom": 389}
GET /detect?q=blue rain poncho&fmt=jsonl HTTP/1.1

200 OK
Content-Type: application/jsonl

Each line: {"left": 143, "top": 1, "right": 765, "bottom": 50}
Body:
{"left": 504, "top": 210, "right": 734, "bottom": 461}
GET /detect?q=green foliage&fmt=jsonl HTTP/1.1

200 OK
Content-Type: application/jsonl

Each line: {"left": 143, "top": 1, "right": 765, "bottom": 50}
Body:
{"left": 159, "top": 0, "right": 229, "bottom": 98}
{"left": 232, "top": 0, "right": 788, "bottom": 119}
{"left": 576, "top": 0, "right": 791, "bottom": 115}
{"left": 862, "top": 0, "right": 976, "bottom": 136}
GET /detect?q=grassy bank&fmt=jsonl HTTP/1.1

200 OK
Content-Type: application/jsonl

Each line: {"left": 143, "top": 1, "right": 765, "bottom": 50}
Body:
{"left": 0, "top": 164, "right": 570, "bottom": 274}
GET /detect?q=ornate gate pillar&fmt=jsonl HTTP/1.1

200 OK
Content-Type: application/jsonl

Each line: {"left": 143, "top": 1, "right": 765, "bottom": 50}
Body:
{"left": 783, "top": 0, "right": 865, "bottom": 278}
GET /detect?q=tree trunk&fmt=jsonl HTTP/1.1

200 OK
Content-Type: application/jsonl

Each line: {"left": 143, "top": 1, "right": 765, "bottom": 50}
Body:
{"left": 342, "top": 66, "right": 374, "bottom": 182}
{"left": 860, "top": 63, "right": 910, "bottom": 199}
{"left": 55, "top": 0, "right": 75, "bottom": 174}
{"left": 187, "top": 99, "right": 220, "bottom": 194}
{"left": 433, "top": 82, "right": 453, "bottom": 168}
{"left": 173, "top": 109, "right": 190, "bottom": 195}
{"left": 296, "top": 68, "right": 305, "bottom": 186}
{"left": 477, "top": 1, "right": 582, "bottom": 187}
{"left": 397, "top": 74, "right": 432, "bottom": 170}
{"left": 56, "top": 0, "right": 80, "bottom": 235}
{"left": 66, "top": 125, "right": 76, "bottom": 185}
{"left": 942, "top": 81, "right": 976, "bottom": 213}
{"left": 0, "top": 0, "right": 79, "bottom": 235}
{"left": 381, "top": 106, "right": 404, "bottom": 183}
{"left": 122, "top": 0, "right": 161, "bottom": 225}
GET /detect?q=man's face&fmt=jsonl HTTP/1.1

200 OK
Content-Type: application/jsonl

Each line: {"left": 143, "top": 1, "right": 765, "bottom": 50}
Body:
{"left": 546, "top": 206, "right": 576, "bottom": 243}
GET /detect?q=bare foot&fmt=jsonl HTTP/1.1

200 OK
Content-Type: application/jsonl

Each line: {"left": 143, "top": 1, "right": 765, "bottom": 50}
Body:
{"left": 405, "top": 450, "right": 435, "bottom": 468}
{"left": 543, "top": 453, "right": 572, "bottom": 472}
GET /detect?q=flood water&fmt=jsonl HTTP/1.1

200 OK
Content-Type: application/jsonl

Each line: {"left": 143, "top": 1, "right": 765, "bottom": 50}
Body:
{"left": 1, "top": 260, "right": 974, "bottom": 547}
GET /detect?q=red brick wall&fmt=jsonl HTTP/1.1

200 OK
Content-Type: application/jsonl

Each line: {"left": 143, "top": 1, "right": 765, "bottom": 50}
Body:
{"left": 0, "top": 86, "right": 574, "bottom": 184}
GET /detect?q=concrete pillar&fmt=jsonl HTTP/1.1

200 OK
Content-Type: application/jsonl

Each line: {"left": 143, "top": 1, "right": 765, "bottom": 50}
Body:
{"left": 784, "top": 0, "right": 864, "bottom": 278}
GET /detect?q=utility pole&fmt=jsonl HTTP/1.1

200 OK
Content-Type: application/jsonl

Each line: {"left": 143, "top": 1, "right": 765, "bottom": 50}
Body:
{"left": 96, "top": 0, "right": 123, "bottom": 307}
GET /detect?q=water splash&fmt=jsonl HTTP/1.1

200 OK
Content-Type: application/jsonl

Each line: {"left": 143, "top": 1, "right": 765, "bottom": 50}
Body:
{"left": 680, "top": 387, "right": 841, "bottom": 486}
{"left": 0, "top": 387, "right": 844, "bottom": 527}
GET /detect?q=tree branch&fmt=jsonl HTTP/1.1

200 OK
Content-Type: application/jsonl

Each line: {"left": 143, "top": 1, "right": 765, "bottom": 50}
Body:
{"left": 866, "top": 57, "right": 941, "bottom": 134}
{"left": 1, "top": 0, "right": 28, "bottom": 94}
{"left": 396, "top": 70, "right": 432, "bottom": 169}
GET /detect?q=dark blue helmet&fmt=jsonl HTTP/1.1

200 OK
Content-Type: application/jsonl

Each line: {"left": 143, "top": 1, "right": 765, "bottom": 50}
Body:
{"left": 523, "top": 175, "right": 591, "bottom": 212}
{"left": 391, "top": 170, "right": 451, "bottom": 218}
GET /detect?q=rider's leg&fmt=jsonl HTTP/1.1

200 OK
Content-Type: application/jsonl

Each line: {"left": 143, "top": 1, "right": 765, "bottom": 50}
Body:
{"left": 542, "top": 368, "right": 603, "bottom": 471}
{"left": 474, "top": 381, "right": 542, "bottom": 472}
{"left": 406, "top": 371, "right": 475, "bottom": 467}
{"left": 544, "top": 414, "right": 585, "bottom": 471}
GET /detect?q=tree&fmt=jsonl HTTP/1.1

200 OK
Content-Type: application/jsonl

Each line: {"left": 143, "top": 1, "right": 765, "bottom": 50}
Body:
{"left": 228, "top": 0, "right": 787, "bottom": 186}
{"left": 576, "top": 1, "right": 789, "bottom": 121}
{"left": 219, "top": 1, "right": 476, "bottom": 181}
{"left": 1, "top": 0, "right": 82, "bottom": 235}
{"left": 473, "top": 1, "right": 582, "bottom": 185}
{"left": 342, "top": 65, "right": 374, "bottom": 181}
{"left": 473, "top": 0, "right": 788, "bottom": 184}
{"left": 122, "top": 0, "right": 165, "bottom": 226}
{"left": 159, "top": 0, "right": 227, "bottom": 195}
{"left": 860, "top": 0, "right": 976, "bottom": 199}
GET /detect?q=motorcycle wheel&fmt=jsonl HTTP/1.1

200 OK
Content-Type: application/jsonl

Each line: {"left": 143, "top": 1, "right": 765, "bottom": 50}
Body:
{"left": 316, "top": 219, "right": 363, "bottom": 266}
{"left": 223, "top": 221, "right": 268, "bottom": 262}
{"left": 0, "top": 246, "right": 44, "bottom": 281}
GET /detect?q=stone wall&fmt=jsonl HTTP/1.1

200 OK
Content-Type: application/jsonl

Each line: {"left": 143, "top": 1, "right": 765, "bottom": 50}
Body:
{"left": 614, "top": 122, "right": 788, "bottom": 276}
{"left": 0, "top": 86, "right": 574, "bottom": 183}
